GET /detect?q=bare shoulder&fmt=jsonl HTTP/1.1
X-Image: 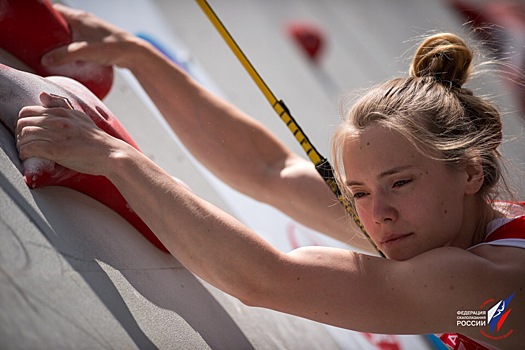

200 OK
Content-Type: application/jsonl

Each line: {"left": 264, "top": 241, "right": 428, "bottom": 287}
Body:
{"left": 470, "top": 243, "right": 525, "bottom": 265}
{"left": 268, "top": 244, "right": 524, "bottom": 348}
{"left": 411, "top": 245, "right": 525, "bottom": 349}
{"left": 355, "top": 244, "right": 524, "bottom": 347}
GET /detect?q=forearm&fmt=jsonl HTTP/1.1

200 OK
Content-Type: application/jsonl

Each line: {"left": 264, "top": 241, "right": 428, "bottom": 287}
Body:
{"left": 119, "top": 39, "right": 293, "bottom": 197}
{"left": 104, "top": 146, "right": 384, "bottom": 328}
{"left": 106, "top": 141, "right": 283, "bottom": 298}
{"left": 90, "top": 36, "right": 369, "bottom": 247}
{"left": 118, "top": 41, "right": 371, "bottom": 245}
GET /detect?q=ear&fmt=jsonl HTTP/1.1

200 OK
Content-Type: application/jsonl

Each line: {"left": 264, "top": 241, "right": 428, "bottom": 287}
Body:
{"left": 464, "top": 157, "right": 485, "bottom": 195}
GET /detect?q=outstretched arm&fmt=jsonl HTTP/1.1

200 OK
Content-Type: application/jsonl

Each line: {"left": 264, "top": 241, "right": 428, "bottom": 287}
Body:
{"left": 16, "top": 100, "right": 525, "bottom": 348}
{"left": 41, "top": 4, "right": 371, "bottom": 249}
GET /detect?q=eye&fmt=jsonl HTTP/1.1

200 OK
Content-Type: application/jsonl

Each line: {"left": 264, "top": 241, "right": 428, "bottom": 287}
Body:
{"left": 352, "top": 191, "right": 369, "bottom": 199}
{"left": 393, "top": 179, "right": 412, "bottom": 188}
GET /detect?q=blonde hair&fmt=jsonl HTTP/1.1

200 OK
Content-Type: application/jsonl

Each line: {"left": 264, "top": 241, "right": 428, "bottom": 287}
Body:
{"left": 332, "top": 33, "right": 505, "bottom": 204}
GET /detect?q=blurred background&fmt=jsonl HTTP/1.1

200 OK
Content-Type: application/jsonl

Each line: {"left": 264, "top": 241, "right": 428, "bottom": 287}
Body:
{"left": 76, "top": 0, "right": 525, "bottom": 198}
{"left": 1, "top": 1, "right": 524, "bottom": 349}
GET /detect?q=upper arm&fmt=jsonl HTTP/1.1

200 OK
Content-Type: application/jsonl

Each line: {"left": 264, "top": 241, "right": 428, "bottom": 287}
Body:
{"left": 252, "top": 245, "right": 525, "bottom": 339}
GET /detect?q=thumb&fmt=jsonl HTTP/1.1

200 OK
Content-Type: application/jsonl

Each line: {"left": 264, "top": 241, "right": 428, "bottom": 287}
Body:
{"left": 39, "top": 92, "right": 74, "bottom": 109}
{"left": 41, "top": 41, "right": 90, "bottom": 67}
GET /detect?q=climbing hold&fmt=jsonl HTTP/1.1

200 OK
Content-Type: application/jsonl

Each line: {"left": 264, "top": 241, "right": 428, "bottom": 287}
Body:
{"left": 286, "top": 21, "right": 326, "bottom": 63}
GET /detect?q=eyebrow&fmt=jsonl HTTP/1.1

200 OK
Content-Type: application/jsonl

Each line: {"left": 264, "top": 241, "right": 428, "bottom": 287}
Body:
{"left": 345, "top": 165, "right": 415, "bottom": 187}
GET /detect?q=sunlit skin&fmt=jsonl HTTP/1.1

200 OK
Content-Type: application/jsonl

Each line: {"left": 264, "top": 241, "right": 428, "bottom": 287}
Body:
{"left": 11, "top": 6, "right": 525, "bottom": 347}
{"left": 342, "top": 124, "right": 498, "bottom": 260}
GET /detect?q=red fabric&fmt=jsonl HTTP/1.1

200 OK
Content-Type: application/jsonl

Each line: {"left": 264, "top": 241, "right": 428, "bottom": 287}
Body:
{"left": 0, "top": 0, "right": 113, "bottom": 99}
{"left": 485, "top": 202, "right": 525, "bottom": 242}
{"left": 485, "top": 215, "right": 525, "bottom": 242}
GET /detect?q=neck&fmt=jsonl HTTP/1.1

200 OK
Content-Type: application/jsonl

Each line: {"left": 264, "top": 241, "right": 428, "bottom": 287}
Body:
{"left": 453, "top": 196, "right": 499, "bottom": 249}
{"left": 471, "top": 197, "right": 502, "bottom": 247}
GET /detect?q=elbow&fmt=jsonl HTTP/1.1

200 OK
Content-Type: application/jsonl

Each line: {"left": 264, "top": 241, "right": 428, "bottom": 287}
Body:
{"left": 237, "top": 291, "right": 260, "bottom": 308}
{"left": 232, "top": 261, "right": 289, "bottom": 309}
{"left": 234, "top": 254, "right": 298, "bottom": 310}
{"left": 233, "top": 275, "right": 272, "bottom": 309}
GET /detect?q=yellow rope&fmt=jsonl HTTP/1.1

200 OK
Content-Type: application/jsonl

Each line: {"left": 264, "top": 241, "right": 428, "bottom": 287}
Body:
{"left": 195, "top": 0, "right": 384, "bottom": 257}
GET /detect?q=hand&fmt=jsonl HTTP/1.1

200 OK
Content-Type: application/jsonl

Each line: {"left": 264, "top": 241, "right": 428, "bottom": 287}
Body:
{"left": 41, "top": 4, "right": 138, "bottom": 68}
{"left": 16, "top": 92, "right": 126, "bottom": 176}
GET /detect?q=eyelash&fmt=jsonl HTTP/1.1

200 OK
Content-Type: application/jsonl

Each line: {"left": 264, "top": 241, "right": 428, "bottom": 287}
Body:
{"left": 393, "top": 179, "right": 412, "bottom": 188}
{"left": 352, "top": 192, "right": 368, "bottom": 199}
{"left": 351, "top": 179, "right": 413, "bottom": 199}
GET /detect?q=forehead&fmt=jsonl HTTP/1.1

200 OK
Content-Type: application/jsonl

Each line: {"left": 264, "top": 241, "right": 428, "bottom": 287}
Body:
{"left": 342, "top": 125, "right": 429, "bottom": 178}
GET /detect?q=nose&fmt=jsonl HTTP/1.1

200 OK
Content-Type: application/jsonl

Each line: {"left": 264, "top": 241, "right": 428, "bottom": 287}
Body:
{"left": 371, "top": 193, "right": 398, "bottom": 224}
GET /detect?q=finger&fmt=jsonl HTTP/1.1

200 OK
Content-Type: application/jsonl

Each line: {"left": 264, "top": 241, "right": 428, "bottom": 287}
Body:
{"left": 41, "top": 41, "right": 90, "bottom": 67}
{"left": 16, "top": 110, "right": 70, "bottom": 141}
{"left": 18, "top": 138, "right": 60, "bottom": 163}
{"left": 16, "top": 124, "right": 54, "bottom": 160}
{"left": 18, "top": 105, "right": 48, "bottom": 122}
{"left": 16, "top": 115, "right": 58, "bottom": 143}
{"left": 18, "top": 104, "right": 79, "bottom": 123}
{"left": 16, "top": 115, "right": 83, "bottom": 161}
{"left": 17, "top": 114, "right": 54, "bottom": 134}
{"left": 52, "top": 3, "right": 76, "bottom": 17}
{"left": 40, "top": 92, "right": 74, "bottom": 109}
{"left": 52, "top": 4, "right": 89, "bottom": 31}
{"left": 44, "top": 4, "right": 106, "bottom": 67}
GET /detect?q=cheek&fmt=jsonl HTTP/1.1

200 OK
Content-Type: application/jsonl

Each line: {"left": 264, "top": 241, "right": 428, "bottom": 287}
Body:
{"left": 428, "top": 167, "right": 468, "bottom": 215}
{"left": 355, "top": 206, "right": 370, "bottom": 227}
{"left": 433, "top": 179, "right": 466, "bottom": 217}
{"left": 354, "top": 203, "right": 381, "bottom": 240}
{"left": 409, "top": 186, "right": 465, "bottom": 236}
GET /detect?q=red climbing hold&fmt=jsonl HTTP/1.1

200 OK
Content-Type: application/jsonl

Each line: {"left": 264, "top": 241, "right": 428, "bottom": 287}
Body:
{"left": 0, "top": 0, "right": 114, "bottom": 99}
{"left": 286, "top": 21, "right": 326, "bottom": 63}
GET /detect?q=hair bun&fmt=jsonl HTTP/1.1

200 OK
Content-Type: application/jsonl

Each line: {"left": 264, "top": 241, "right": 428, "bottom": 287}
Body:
{"left": 410, "top": 33, "right": 473, "bottom": 88}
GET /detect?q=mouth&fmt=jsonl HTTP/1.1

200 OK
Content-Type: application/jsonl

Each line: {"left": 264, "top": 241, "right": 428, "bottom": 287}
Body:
{"left": 380, "top": 232, "right": 414, "bottom": 247}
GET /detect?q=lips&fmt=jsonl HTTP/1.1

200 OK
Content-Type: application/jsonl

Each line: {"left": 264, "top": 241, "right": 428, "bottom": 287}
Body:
{"left": 381, "top": 232, "right": 414, "bottom": 246}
